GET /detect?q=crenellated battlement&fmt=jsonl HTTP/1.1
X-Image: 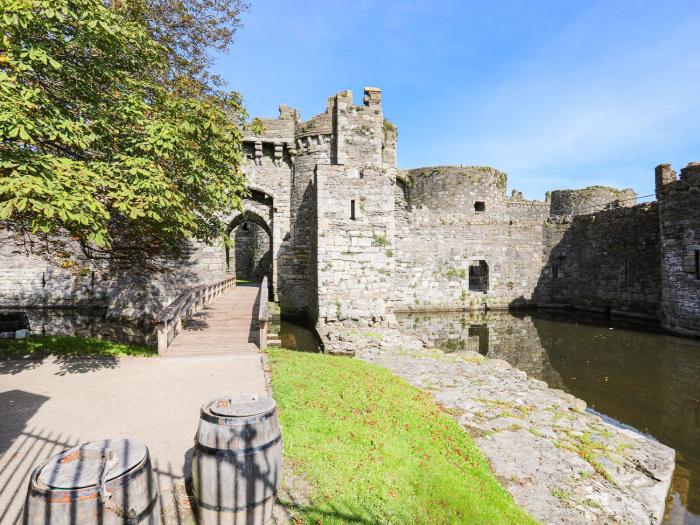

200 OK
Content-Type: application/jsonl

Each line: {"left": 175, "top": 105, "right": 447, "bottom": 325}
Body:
{"left": 655, "top": 162, "right": 700, "bottom": 196}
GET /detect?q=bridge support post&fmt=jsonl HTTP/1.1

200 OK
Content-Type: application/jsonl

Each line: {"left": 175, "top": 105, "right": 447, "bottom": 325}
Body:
{"left": 258, "top": 277, "right": 269, "bottom": 350}
{"left": 157, "top": 324, "right": 168, "bottom": 356}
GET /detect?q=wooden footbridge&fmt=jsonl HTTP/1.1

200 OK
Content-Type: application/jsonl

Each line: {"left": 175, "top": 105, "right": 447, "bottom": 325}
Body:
{"left": 156, "top": 276, "right": 270, "bottom": 357}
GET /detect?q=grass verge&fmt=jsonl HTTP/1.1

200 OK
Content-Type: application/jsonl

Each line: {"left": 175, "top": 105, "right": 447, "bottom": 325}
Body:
{"left": 0, "top": 335, "right": 155, "bottom": 359}
{"left": 268, "top": 348, "right": 537, "bottom": 525}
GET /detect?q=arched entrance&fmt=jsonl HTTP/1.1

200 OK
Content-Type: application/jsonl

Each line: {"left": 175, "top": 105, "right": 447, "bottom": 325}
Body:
{"left": 223, "top": 186, "right": 280, "bottom": 301}
{"left": 227, "top": 210, "right": 273, "bottom": 285}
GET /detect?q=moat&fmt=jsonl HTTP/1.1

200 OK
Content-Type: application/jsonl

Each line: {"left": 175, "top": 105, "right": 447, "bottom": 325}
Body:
{"left": 9, "top": 307, "right": 700, "bottom": 523}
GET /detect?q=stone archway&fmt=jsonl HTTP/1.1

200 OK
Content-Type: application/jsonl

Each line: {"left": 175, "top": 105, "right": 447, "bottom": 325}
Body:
{"left": 224, "top": 188, "right": 278, "bottom": 300}
{"left": 227, "top": 211, "right": 273, "bottom": 287}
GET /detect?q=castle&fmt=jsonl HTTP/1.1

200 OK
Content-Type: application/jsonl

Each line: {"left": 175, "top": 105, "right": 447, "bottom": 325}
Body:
{"left": 1, "top": 88, "right": 698, "bottom": 339}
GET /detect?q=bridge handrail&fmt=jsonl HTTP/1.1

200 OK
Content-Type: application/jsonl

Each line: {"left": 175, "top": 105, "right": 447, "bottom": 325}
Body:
{"left": 258, "top": 276, "right": 269, "bottom": 349}
{"left": 155, "top": 274, "right": 237, "bottom": 355}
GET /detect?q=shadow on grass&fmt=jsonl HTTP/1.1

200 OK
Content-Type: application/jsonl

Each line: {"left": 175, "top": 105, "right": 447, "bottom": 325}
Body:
{"left": 277, "top": 499, "right": 388, "bottom": 525}
{"left": 0, "top": 335, "right": 156, "bottom": 376}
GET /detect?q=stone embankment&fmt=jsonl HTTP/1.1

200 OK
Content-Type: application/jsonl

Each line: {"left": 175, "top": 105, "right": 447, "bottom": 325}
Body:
{"left": 321, "top": 324, "right": 675, "bottom": 524}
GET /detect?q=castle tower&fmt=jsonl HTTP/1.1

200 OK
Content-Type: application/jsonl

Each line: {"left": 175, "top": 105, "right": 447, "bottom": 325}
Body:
{"left": 656, "top": 162, "right": 700, "bottom": 337}
{"left": 279, "top": 88, "right": 398, "bottom": 322}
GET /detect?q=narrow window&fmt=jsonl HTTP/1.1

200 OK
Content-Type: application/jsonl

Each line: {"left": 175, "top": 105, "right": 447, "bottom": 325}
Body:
{"left": 474, "top": 201, "right": 486, "bottom": 212}
{"left": 695, "top": 249, "right": 700, "bottom": 280}
{"left": 242, "top": 222, "right": 249, "bottom": 231}
{"left": 623, "top": 259, "right": 628, "bottom": 287}
{"left": 350, "top": 200, "right": 356, "bottom": 220}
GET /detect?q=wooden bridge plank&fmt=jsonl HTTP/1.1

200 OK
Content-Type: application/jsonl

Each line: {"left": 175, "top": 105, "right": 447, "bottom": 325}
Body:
{"left": 166, "top": 285, "right": 262, "bottom": 357}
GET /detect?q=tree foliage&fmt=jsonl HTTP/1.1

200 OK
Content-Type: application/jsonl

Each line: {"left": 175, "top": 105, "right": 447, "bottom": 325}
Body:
{"left": 114, "top": 0, "right": 249, "bottom": 95}
{"left": 0, "top": 0, "right": 248, "bottom": 268}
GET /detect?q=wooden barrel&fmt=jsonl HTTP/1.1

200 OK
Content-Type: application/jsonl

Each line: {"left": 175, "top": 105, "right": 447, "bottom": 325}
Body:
{"left": 192, "top": 394, "right": 282, "bottom": 525}
{"left": 23, "top": 438, "right": 160, "bottom": 525}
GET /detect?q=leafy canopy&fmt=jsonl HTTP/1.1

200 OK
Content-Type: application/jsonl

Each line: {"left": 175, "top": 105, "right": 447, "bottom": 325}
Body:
{"left": 114, "top": 0, "right": 248, "bottom": 95}
{"left": 0, "top": 0, "right": 248, "bottom": 267}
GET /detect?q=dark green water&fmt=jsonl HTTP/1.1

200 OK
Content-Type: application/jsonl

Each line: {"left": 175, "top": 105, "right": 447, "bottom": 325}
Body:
{"left": 270, "top": 318, "right": 320, "bottom": 352}
{"left": 397, "top": 309, "right": 700, "bottom": 524}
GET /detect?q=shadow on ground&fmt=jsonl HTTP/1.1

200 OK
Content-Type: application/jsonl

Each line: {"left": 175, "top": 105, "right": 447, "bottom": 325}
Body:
{"left": 0, "top": 355, "right": 121, "bottom": 377}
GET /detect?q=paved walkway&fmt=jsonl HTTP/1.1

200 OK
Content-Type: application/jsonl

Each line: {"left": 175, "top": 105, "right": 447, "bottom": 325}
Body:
{"left": 0, "top": 341, "right": 267, "bottom": 523}
{"left": 167, "top": 284, "right": 261, "bottom": 357}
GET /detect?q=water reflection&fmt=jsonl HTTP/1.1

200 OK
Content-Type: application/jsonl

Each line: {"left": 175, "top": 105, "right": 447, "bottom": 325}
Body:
{"left": 269, "top": 318, "right": 319, "bottom": 352}
{"left": 1, "top": 308, "right": 156, "bottom": 347}
{"left": 397, "top": 309, "right": 700, "bottom": 525}
{"left": 5, "top": 308, "right": 322, "bottom": 353}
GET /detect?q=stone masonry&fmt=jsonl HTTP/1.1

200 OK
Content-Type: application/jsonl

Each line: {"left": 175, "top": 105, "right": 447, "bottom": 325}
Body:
{"left": 0, "top": 87, "right": 697, "bottom": 337}
{"left": 656, "top": 163, "right": 700, "bottom": 337}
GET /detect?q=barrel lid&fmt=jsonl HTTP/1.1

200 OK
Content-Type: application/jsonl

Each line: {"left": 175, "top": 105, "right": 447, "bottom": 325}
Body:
{"left": 208, "top": 394, "right": 276, "bottom": 417}
{"left": 37, "top": 438, "right": 147, "bottom": 489}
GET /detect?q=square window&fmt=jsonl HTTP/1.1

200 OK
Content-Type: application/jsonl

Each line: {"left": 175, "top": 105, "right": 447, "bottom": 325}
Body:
{"left": 474, "top": 201, "right": 486, "bottom": 212}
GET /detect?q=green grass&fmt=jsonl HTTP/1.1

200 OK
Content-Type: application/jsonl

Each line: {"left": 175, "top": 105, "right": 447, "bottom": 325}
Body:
{"left": 0, "top": 335, "right": 155, "bottom": 358}
{"left": 268, "top": 348, "right": 537, "bottom": 525}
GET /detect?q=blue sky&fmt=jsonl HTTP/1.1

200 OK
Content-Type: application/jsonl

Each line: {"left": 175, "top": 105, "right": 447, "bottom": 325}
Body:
{"left": 214, "top": 0, "right": 700, "bottom": 200}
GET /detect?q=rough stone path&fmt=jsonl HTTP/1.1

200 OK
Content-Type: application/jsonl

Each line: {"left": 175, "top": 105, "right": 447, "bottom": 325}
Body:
{"left": 0, "top": 351, "right": 268, "bottom": 524}
{"left": 355, "top": 338, "right": 675, "bottom": 525}
{"left": 166, "top": 284, "right": 261, "bottom": 357}
{"left": 319, "top": 321, "right": 676, "bottom": 525}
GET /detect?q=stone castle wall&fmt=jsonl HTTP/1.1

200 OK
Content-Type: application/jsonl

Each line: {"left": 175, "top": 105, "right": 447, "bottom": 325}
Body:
{"left": 285, "top": 121, "right": 329, "bottom": 316}
{"left": 548, "top": 186, "right": 637, "bottom": 216}
{"left": 308, "top": 90, "right": 396, "bottom": 325}
{"left": 535, "top": 203, "right": 661, "bottom": 318}
{"left": 401, "top": 166, "right": 509, "bottom": 217}
{"left": 241, "top": 107, "right": 296, "bottom": 304}
{"left": 393, "top": 166, "right": 546, "bottom": 311}
{"left": 656, "top": 163, "right": 700, "bottom": 337}
{"left": 284, "top": 88, "right": 396, "bottom": 321}
{"left": 0, "top": 236, "right": 227, "bottom": 323}
{"left": 315, "top": 165, "right": 396, "bottom": 323}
